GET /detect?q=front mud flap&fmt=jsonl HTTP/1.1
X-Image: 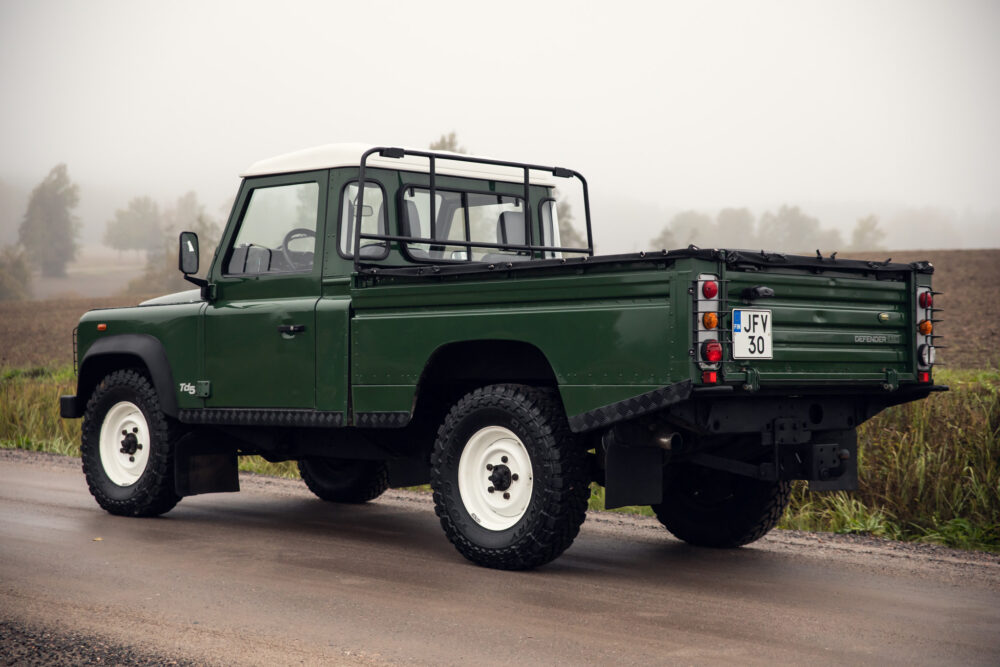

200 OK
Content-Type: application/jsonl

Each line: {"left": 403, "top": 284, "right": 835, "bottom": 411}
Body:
{"left": 174, "top": 432, "right": 240, "bottom": 497}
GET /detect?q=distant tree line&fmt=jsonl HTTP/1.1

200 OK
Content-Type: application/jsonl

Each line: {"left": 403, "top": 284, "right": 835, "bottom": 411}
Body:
{"left": 1, "top": 163, "right": 81, "bottom": 300}
{"left": 649, "top": 206, "right": 886, "bottom": 254}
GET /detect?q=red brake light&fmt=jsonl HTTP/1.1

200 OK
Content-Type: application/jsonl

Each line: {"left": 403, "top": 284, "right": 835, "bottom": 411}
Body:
{"left": 919, "top": 292, "right": 933, "bottom": 308}
{"left": 918, "top": 371, "right": 931, "bottom": 383}
{"left": 701, "top": 340, "right": 723, "bottom": 363}
{"left": 702, "top": 280, "right": 718, "bottom": 299}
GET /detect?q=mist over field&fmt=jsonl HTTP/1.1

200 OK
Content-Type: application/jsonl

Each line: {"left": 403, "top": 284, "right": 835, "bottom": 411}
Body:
{"left": 1, "top": 0, "right": 998, "bottom": 297}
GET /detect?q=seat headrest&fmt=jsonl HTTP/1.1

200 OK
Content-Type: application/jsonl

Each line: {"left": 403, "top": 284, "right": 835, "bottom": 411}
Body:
{"left": 497, "top": 211, "right": 525, "bottom": 246}
{"left": 403, "top": 200, "right": 422, "bottom": 237}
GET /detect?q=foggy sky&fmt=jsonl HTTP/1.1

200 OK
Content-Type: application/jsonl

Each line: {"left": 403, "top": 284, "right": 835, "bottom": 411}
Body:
{"left": 1, "top": 0, "right": 998, "bottom": 254}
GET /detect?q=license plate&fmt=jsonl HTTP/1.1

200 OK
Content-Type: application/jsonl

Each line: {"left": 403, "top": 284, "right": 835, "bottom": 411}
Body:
{"left": 732, "top": 309, "right": 773, "bottom": 359}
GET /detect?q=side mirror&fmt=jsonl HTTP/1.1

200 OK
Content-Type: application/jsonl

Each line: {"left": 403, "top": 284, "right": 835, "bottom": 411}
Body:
{"left": 178, "top": 231, "right": 200, "bottom": 275}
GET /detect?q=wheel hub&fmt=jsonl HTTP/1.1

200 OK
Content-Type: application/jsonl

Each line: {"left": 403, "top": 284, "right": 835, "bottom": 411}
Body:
{"left": 488, "top": 464, "right": 512, "bottom": 491}
{"left": 119, "top": 430, "right": 142, "bottom": 456}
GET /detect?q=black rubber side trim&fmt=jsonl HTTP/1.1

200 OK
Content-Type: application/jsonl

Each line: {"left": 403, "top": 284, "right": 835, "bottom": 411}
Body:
{"left": 354, "top": 412, "right": 411, "bottom": 428}
{"left": 178, "top": 408, "right": 344, "bottom": 428}
{"left": 567, "top": 380, "right": 693, "bottom": 433}
{"left": 78, "top": 334, "right": 179, "bottom": 417}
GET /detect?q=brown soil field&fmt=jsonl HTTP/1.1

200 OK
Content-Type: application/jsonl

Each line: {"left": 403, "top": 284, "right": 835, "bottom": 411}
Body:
{"left": 1, "top": 248, "right": 997, "bottom": 370}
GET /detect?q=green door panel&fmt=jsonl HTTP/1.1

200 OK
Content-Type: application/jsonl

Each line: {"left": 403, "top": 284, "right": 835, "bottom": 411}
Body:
{"left": 204, "top": 296, "right": 319, "bottom": 408}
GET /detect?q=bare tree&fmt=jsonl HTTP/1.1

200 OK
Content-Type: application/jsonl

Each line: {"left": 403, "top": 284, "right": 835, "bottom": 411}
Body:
{"left": 849, "top": 215, "right": 887, "bottom": 251}
{"left": 429, "top": 132, "right": 467, "bottom": 154}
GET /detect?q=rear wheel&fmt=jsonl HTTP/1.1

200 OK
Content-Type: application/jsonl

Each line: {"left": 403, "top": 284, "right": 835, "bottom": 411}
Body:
{"left": 430, "top": 384, "right": 589, "bottom": 570}
{"left": 651, "top": 462, "right": 791, "bottom": 548}
{"left": 81, "top": 369, "right": 181, "bottom": 517}
{"left": 297, "top": 458, "right": 389, "bottom": 503}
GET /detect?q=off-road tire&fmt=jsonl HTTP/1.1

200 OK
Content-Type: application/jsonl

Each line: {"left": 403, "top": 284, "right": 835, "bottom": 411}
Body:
{"left": 81, "top": 369, "right": 181, "bottom": 517}
{"left": 298, "top": 458, "right": 389, "bottom": 503}
{"left": 430, "top": 384, "right": 589, "bottom": 570}
{"left": 651, "top": 462, "right": 791, "bottom": 548}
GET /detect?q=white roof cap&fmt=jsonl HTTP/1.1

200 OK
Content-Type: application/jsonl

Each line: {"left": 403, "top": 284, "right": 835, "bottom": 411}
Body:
{"left": 240, "top": 142, "right": 557, "bottom": 186}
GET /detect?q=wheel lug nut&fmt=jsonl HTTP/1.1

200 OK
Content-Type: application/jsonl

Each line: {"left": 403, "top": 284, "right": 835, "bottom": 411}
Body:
{"left": 487, "top": 486, "right": 495, "bottom": 493}
{"left": 511, "top": 473, "right": 518, "bottom": 481}
{"left": 501, "top": 456, "right": 508, "bottom": 463}
{"left": 137, "top": 444, "right": 142, "bottom": 450}
{"left": 121, "top": 430, "right": 127, "bottom": 436}
{"left": 129, "top": 456, "right": 135, "bottom": 462}
{"left": 486, "top": 464, "right": 493, "bottom": 471}
{"left": 503, "top": 492, "right": 510, "bottom": 500}
{"left": 132, "top": 427, "right": 138, "bottom": 433}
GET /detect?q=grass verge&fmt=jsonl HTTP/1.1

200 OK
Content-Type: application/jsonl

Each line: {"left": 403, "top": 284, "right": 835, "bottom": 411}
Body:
{"left": 2, "top": 366, "right": 996, "bottom": 550}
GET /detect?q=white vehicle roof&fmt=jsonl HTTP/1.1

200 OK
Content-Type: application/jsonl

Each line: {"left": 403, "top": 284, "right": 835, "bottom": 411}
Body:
{"left": 241, "top": 142, "right": 557, "bottom": 186}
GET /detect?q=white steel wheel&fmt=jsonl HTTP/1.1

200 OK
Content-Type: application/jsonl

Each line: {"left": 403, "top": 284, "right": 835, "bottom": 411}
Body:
{"left": 457, "top": 425, "right": 534, "bottom": 531}
{"left": 98, "top": 401, "right": 151, "bottom": 486}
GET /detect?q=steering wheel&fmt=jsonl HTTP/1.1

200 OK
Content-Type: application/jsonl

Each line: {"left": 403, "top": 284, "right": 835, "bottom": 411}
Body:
{"left": 280, "top": 228, "right": 316, "bottom": 270}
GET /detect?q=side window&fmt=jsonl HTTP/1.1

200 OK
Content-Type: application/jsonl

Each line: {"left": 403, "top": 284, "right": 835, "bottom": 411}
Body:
{"left": 468, "top": 194, "right": 524, "bottom": 261}
{"left": 401, "top": 187, "right": 525, "bottom": 261}
{"left": 339, "top": 182, "right": 387, "bottom": 258}
{"left": 225, "top": 182, "right": 318, "bottom": 275}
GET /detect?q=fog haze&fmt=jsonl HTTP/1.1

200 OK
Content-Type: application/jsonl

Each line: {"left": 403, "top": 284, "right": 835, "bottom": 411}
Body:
{"left": 1, "top": 0, "right": 998, "bottom": 254}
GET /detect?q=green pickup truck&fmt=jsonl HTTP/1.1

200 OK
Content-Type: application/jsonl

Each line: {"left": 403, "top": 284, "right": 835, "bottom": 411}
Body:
{"left": 60, "top": 144, "right": 944, "bottom": 569}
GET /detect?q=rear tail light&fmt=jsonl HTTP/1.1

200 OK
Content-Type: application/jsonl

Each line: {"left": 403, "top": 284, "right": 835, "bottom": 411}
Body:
{"left": 702, "top": 280, "right": 718, "bottom": 299}
{"left": 701, "top": 340, "right": 722, "bottom": 363}
{"left": 918, "top": 344, "right": 935, "bottom": 366}
{"left": 915, "top": 285, "right": 936, "bottom": 373}
{"left": 702, "top": 370, "right": 718, "bottom": 384}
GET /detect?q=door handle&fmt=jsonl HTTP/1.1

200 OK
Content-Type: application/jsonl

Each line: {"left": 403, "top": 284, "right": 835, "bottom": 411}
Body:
{"left": 278, "top": 324, "right": 306, "bottom": 335}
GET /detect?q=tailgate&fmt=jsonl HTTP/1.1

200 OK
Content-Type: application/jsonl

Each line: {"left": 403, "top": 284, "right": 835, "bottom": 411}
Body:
{"left": 717, "top": 267, "right": 921, "bottom": 385}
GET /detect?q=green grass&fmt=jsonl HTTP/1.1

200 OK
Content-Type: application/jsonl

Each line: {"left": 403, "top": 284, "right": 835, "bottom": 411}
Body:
{"left": 2, "top": 365, "right": 997, "bottom": 551}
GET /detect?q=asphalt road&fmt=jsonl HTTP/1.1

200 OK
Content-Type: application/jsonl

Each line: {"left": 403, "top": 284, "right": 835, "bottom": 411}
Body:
{"left": 2, "top": 449, "right": 999, "bottom": 666}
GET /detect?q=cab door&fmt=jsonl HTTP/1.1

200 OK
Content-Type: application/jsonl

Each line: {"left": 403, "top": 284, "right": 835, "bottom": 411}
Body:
{"left": 203, "top": 171, "right": 327, "bottom": 409}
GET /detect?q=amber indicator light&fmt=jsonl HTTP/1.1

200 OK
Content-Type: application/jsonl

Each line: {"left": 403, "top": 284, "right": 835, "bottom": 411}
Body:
{"left": 702, "top": 312, "right": 719, "bottom": 329}
{"left": 918, "top": 319, "right": 933, "bottom": 335}
{"left": 97, "top": 323, "right": 107, "bottom": 331}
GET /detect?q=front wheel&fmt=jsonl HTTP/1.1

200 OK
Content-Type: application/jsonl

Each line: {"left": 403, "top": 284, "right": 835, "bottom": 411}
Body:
{"left": 430, "top": 384, "right": 589, "bottom": 570}
{"left": 651, "top": 462, "right": 791, "bottom": 548}
{"left": 81, "top": 369, "right": 181, "bottom": 517}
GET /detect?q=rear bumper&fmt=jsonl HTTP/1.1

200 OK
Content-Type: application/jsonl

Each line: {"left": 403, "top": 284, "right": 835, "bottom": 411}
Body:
{"left": 60, "top": 395, "right": 82, "bottom": 419}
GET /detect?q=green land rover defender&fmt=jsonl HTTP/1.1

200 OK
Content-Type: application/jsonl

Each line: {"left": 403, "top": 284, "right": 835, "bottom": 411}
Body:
{"left": 60, "top": 144, "right": 944, "bottom": 569}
